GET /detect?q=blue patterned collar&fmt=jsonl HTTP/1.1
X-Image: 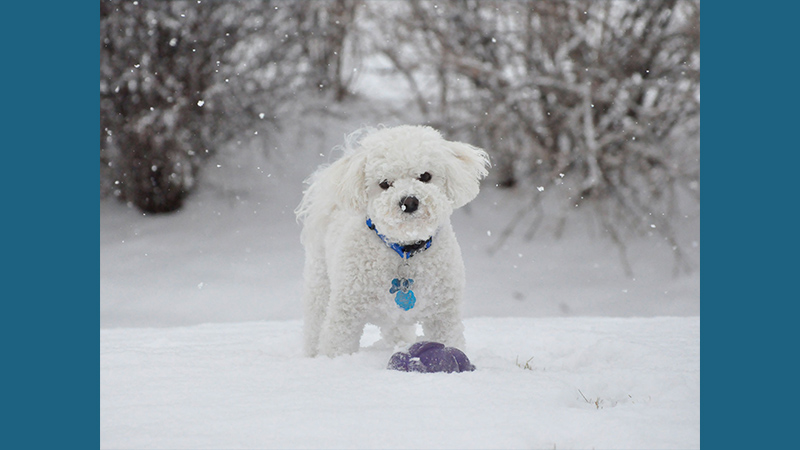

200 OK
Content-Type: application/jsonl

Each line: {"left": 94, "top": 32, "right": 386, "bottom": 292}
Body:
{"left": 366, "top": 218, "right": 433, "bottom": 259}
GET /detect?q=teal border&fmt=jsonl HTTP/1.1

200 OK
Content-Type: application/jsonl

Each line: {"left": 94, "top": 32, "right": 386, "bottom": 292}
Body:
{"left": 6, "top": 3, "right": 98, "bottom": 449}
{"left": 701, "top": 2, "right": 796, "bottom": 449}
{"left": 8, "top": 1, "right": 793, "bottom": 448}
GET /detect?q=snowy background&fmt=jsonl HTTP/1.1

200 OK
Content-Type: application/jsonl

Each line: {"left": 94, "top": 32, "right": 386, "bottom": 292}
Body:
{"left": 101, "top": 1, "right": 699, "bottom": 448}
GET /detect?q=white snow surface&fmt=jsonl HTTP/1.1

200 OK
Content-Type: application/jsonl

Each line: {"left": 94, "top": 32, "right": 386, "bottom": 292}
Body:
{"left": 100, "top": 99, "right": 700, "bottom": 449}
{"left": 101, "top": 317, "right": 698, "bottom": 449}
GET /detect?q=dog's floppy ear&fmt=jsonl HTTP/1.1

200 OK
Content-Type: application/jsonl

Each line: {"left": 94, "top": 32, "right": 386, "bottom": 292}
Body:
{"left": 327, "top": 149, "right": 369, "bottom": 212}
{"left": 442, "top": 141, "right": 491, "bottom": 209}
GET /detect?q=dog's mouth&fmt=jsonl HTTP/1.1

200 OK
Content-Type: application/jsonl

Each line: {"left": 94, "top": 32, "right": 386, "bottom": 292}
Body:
{"left": 369, "top": 206, "right": 435, "bottom": 242}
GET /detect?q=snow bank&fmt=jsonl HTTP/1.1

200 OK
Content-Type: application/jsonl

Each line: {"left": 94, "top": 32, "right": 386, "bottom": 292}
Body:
{"left": 101, "top": 317, "right": 699, "bottom": 449}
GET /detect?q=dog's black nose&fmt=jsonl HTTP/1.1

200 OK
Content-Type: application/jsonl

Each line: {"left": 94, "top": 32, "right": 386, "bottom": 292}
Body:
{"left": 399, "top": 196, "right": 419, "bottom": 213}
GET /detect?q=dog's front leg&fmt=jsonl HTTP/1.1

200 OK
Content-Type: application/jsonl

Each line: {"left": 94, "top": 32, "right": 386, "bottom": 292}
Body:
{"left": 317, "top": 288, "right": 367, "bottom": 357}
{"left": 302, "top": 248, "right": 332, "bottom": 357}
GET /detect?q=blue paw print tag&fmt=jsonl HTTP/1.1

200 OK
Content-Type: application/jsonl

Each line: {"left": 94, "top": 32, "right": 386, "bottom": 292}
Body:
{"left": 390, "top": 278, "right": 416, "bottom": 311}
{"left": 395, "top": 290, "right": 416, "bottom": 311}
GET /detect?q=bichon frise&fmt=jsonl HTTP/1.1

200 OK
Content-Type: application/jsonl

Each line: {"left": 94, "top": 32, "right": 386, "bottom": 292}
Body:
{"left": 295, "top": 125, "right": 490, "bottom": 357}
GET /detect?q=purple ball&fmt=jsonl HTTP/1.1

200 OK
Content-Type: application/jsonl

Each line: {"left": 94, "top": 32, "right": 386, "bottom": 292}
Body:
{"left": 408, "top": 341, "right": 445, "bottom": 357}
{"left": 418, "top": 347, "right": 460, "bottom": 373}
{"left": 387, "top": 341, "right": 476, "bottom": 373}
{"left": 387, "top": 351, "right": 426, "bottom": 372}
{"left": 387, "top": 351, "right": 410, "bottom": 371}
{"left": 445, "top": 347, "right": 476, "bottom": 372}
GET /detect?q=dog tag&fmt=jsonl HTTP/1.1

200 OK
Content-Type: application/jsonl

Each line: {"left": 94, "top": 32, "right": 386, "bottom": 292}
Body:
{"left": 390, "top": 278, "right": 416, "bottom": 311}
{"left": 394, "top": 289, "right": 417, "bottom": 311}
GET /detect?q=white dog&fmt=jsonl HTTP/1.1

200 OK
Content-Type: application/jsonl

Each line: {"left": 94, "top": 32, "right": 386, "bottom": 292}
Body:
{"left": 295, "top": 125, "right": 490, "bottom": 357}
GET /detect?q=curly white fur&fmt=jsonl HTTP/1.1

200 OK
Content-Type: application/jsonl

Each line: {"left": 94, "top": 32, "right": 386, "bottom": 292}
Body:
{"left": 296, "top": 125, "right": 490, "bottom": 357}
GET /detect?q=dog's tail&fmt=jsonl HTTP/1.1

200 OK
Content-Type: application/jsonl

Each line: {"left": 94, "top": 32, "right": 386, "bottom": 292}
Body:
{"left": 294, "top": 169, "right": 323, "bottom": 225}
{"left": 294, "top": 166, "right": 331, "bottom": 245}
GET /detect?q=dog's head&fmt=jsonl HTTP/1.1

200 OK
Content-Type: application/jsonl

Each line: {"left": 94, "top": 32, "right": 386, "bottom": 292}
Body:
{"left": 326, "top": 125, "right": 490, "bottom": 243}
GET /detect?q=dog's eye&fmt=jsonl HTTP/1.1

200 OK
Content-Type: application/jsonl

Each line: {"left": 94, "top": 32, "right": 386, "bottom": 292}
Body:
{"left": 419, "top": 172, "right": 432, "bottom": 183}
{"left": 379, "top": 180, "right": 392, "bottom": 190}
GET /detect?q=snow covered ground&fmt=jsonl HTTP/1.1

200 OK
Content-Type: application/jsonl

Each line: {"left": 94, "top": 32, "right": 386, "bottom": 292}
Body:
{"left": 100, "top": 96, "right": 700, "bottom": 448}
{"left": 101, "top": 317, "right": 698, "bottom": 449}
